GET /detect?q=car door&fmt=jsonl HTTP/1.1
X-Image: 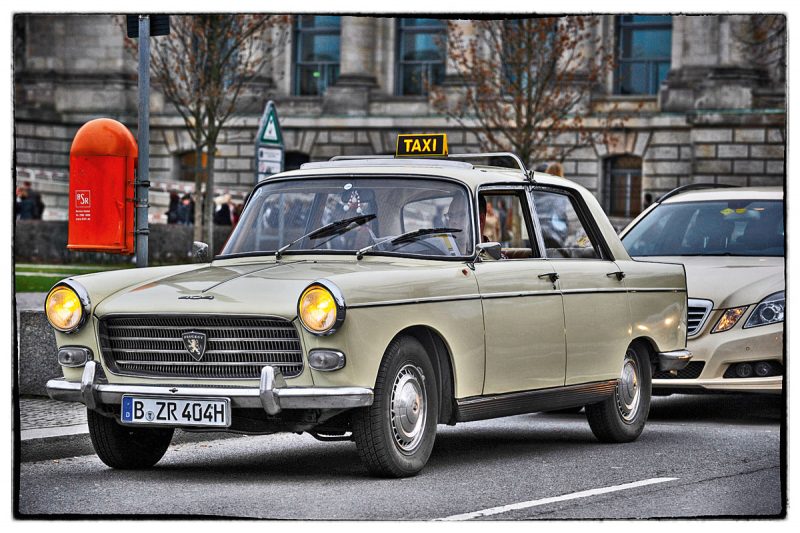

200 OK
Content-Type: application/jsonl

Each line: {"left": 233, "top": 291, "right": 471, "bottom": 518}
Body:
{"left": 473, "top": 187, "right": 567, "bottom": 395}
{"left": 530, "top": 187, "right": 632, "bottom": 386}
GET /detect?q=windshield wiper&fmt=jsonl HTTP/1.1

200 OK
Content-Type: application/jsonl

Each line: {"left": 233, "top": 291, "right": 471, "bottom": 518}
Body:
{"left": 356, "top": 227, "right": 461, "bottom": 260}
{"left": 275, "top": 213, "right": 376, "bottom": 259}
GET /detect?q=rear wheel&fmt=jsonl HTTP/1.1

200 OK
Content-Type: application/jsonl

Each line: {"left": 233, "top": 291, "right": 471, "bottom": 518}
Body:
{"left": 585, "top": 344, "right": 651, "bottom": 443}
{"left": 87, "top": 409, "right": 174, "bottom": 469}
{"left": 352, "top": 335, "right": 438, "bottom": 478}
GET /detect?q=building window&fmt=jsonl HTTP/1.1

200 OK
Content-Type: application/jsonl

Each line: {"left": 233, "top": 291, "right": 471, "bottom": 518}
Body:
{"left": 178, "top": 151, "right": 207, "bottom": 183}
{"left": 396, "top": 18, "right": 446, "bottom": 96}
{"left": 603, "top": 155, "right": 643, "bottom": 217}
{"left": 294, "top": 16, "right": 341, "bottom": 96}
{"left": 615, "top": 15, "right": 672, "bottom": 95}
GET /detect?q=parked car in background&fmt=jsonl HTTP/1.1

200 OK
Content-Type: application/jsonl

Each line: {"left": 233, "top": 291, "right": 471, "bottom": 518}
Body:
{"left": 44, "top": 136, "right": 690, "bottom": 477}
{"left": 621, "top": 185, "right": 784, "bottom": 394}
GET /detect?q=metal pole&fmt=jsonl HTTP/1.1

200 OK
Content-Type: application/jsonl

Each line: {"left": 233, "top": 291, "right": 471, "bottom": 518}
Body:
{"left": 625, "top": 172, "right": 632, "bottom": 218}
{"left": 136, "top": 15, "right": 151, "bottom": 267}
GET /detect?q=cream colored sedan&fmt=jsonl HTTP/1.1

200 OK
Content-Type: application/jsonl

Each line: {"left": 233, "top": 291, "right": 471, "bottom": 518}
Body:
{"left": 622, "top": 186, "right": 784, "bottom": 394}
{"left": 45, "top": 154, "right": 689, "bottom": 477}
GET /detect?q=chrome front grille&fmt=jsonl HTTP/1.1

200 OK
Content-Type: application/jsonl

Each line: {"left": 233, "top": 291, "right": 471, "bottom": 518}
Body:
{"left": 99, "top": 316, "right": 303, "bottom": 379}
{"left": 687, "top": 298, "right": 714, "bottom": 337}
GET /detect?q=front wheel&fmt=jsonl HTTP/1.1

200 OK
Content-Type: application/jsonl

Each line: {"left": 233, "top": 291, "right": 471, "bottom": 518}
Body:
{"left": 585, "top": 344, "right": 652, "bottom": 443}
{"left": 351, "top": 335, "right": 439, "bottom": 478}
{"left": 87, "top": 409, "right": 174, "bottom": 469}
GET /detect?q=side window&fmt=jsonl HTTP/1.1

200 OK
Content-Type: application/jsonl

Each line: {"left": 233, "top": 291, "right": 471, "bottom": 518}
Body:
{"left": 532, "top": 190, "right": 602, "bottom": 259}
{"left": 479, "top": 191, "right": 537, "bottom": 259}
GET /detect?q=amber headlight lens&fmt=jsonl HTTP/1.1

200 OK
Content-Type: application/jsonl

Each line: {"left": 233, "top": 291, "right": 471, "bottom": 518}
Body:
{"left": 45, "top": 285, "right": 84, "bottom": 332}
{"left": 711, "top": 306, "right": 748, "bottom": 333}
{"left": 299, "top": 285, "right": 338, "bottom": 334}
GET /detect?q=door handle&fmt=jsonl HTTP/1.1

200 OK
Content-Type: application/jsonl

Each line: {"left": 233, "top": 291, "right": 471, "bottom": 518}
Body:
{"left": 606, "top": 271, "right": 626, "bottom": 281}
{"left": 538, "top": 272, "right": 559, "bottom": 283}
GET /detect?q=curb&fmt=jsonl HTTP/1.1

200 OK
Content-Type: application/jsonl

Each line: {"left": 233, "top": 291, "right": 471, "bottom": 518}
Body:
{"left": 20, "top": 426, "right": 245, "bottom": 463}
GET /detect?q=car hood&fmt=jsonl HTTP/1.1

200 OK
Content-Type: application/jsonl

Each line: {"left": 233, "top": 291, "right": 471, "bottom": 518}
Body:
{"left": 634, "top": 256, "right": 784, "bottom": 309}
{"left": 93, "top": 257, "right": 476, "bottom": 319}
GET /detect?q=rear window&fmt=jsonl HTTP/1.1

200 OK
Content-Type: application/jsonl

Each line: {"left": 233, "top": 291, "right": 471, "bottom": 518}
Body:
{"left": 622, "top": 199, "right": 784, "bottom": 257}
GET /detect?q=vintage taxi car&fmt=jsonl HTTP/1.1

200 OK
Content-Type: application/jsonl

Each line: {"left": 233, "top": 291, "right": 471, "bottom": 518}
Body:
{"left": 46, "top": 135, "right": 690, "bottom": 477}
{"left": 621, "top": 185, "right": 784, "bottom": 394}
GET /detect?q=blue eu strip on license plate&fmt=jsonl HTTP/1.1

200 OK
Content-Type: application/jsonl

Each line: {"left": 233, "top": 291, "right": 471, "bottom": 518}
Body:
{"left": 121, "top": 396, "right": 230, "bottom": 428}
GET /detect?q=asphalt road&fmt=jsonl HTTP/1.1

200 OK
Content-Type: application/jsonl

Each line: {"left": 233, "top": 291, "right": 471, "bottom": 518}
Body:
{"left": 16, "top": 394, "right": 784, "bottom": 520}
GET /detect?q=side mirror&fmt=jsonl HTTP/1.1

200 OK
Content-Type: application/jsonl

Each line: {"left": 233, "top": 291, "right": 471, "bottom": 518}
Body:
{"left": 192, "top": 241, "right": 210, "bottom": 263}
{"left": 477, "top": 242, "right": 502, "bottom": 261}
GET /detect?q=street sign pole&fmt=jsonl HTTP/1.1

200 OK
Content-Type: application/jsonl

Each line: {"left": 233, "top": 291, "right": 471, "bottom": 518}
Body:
{"left": 135, "top": 15, "right": 151, "bottom": 268}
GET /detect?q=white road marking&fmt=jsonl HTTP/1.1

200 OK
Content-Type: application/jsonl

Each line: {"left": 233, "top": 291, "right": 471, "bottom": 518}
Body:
{"left": 437, "top": 477, "right": 678, "bottom": 521}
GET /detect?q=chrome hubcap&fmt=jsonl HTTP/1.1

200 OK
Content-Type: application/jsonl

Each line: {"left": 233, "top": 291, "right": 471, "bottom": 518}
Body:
{"left": 616, "top": 351, "right": 640, "bottom": 423}
{"left": 390, "top": 364, "right": 427, "bottom": 454}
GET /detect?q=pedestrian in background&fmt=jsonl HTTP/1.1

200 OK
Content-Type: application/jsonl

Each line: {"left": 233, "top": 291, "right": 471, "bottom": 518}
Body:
{"left": 16, "top": 186, "right": 36, "bottom": 220}
{"left": 483, "top": 199, "right": 502, "bottom": 243}
{"left": 232, "top": 202, "right": 243, "bottom": 228}
{"left": 214, "top": 193, "right": 233, "bottom": 226}
{"left": 496, "top": 199, "right": 508, "bottom": 242}
{"left": 17, "top": 181, "right": 45, "bottom": 219}
{"left": 545, "top": 162, "right": 564, "bottom": 178}
{"left": 177, "top": 194, "right": 194, "bottom": 225}
{"left": 166, "top": 191, "right": 180, "bottom": 223}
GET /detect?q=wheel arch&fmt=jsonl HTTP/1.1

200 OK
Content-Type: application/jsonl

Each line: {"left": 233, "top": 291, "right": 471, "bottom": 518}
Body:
{"left": 390, "top": 325, "right": 457, "bottom": 426}
{"left": 630, "top": 336, "right": 659, "bottom": 374}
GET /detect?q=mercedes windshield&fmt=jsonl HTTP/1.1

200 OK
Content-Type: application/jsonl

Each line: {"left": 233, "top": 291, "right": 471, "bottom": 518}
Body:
{"left": 622, "top": 199, "right": 784, "bottom": 257}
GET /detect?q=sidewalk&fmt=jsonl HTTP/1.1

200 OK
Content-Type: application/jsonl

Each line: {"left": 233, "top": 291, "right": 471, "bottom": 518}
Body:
{"left": 17, "top": 396, "right": 242, "bottom": 462}
{"left": 19, "top": 397, "right": 87, "bottom": 441}
{"left": 15, "top": 292, "right": 47, "bottom": 312}
{"left": 17, "top": 396, "right": 96, "bottom": 463}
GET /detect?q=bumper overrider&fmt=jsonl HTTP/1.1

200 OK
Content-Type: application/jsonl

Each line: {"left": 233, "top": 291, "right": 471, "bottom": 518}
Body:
{"left": 656, "top": 349, "right": 693, "bottom": 372}
{"left": 46, "top": 361, "right": 374, "bottom": 416}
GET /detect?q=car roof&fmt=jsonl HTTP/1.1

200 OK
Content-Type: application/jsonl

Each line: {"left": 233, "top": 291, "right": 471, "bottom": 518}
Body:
{"left": 265, "top": 159, "right": 574, "bottom": 191}
{"left": 661, "top": 186, "right": 783, "bottom": 204}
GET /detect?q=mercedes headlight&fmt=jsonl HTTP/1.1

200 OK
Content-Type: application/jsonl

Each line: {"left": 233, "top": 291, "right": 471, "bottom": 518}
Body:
{"left": 298, "top": 282, "right": 345, "bottom": 336}
{"left": 45, "top": 282, "right": 90, "bottom": 333}
{"left": 744, "top": 291, "right": 785, "bottom": 329}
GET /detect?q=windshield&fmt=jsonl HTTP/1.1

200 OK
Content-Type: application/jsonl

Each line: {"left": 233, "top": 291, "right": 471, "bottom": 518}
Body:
{"left": 221, "top": 177, "right": 475, "bottom": 258}
{"left": 622, "top": 199, "right": 784, "bottom": 257}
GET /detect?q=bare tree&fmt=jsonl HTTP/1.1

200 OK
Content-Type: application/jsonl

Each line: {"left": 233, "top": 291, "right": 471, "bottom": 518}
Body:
{"left": 432, "top": 17, "right": 626, "bottom": 168}
{"left": 125, "top": 15, "right": 288, "bottom": 249}
{"left": 735, "top": 15, "right": 786, "bottom": 82}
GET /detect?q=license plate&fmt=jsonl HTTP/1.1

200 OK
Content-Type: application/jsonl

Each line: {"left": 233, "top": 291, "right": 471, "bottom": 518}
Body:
{"left": 121, "top": 396, "right": 230, "bottom": 428}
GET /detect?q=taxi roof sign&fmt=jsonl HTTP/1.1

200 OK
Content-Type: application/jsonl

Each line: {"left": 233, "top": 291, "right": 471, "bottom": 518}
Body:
{"left": 396, "top": 133, "right": 448, "bottom": 158}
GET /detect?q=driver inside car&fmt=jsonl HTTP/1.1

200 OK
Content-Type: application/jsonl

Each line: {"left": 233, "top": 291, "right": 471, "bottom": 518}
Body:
{"left": 445, "top": 194, "right": 490, "bottom": 240}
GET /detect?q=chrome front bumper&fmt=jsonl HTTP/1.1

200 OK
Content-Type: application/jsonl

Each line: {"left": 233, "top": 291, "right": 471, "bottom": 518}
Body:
{"left": 46, "top": 361, "right": 374, "bottom": 415}
{"left": 657, "top": 349, "right": 693, "bottom": 372}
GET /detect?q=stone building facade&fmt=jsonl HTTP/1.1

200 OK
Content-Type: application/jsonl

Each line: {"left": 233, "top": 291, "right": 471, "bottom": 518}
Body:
{"left": 14, "top": 14, "right": 785, "bottom": 224}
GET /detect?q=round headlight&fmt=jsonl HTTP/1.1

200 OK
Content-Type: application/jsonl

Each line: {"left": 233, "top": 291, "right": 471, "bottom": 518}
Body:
{"left": 45, "top": 284, "right": 87, "bottom": 333}
{"left": 298, "top": 284, "right": 344, "bottom": 335}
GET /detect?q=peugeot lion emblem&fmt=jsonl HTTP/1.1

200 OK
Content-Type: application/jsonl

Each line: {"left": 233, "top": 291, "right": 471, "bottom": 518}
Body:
{"left": 182, "top": 331, "right": 208, "bottom": 361}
